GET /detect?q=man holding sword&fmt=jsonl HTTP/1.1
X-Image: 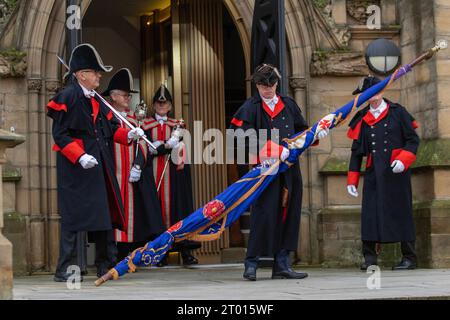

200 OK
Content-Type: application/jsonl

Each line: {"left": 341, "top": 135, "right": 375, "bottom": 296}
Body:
{"left": 48, "top": 43, "right": 145, "bottom": 281}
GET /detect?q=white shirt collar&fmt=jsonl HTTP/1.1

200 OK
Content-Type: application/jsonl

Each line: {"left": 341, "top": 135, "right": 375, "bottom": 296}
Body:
{"left": 119, "top": 111, "right": 128, "bottom": 118}
{"left": 79, "top": 83, "right": 95, "bottom": 98}
{"left": 261, "top": 95, "right": 279, "bottom": 112}
{"left": 370, "top": 99, "right": 387, "bottom": 119}
{"left": 155, "top": 114, "right": 168, "bottom": 124}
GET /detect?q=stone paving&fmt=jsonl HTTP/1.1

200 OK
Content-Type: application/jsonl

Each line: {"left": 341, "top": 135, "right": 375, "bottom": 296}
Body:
{"left": 12, "top": 264, "right": 450, "bottom": 300}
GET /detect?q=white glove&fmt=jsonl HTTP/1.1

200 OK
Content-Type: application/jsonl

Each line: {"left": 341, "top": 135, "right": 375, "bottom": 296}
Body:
{"left": 149, "top": 141, "right": 163, "bottom": 155}
{"left": 166, "top": 136, "right": 179, "bottom": 149}
{"left": 128, "top": 128, "right": 145, "bottom": 141}
{"left": 391, "top": 160, "right": 405, "bottom": 173}
{"left": 79, "top": 154, "right": 98, "bottom": 169}
{"left": 280, "top": 147, "right": 290, "bottom": 161}
{"left": 129, "top": 165, "right": 142, "bottom": 183}
{"left": 347, "top": 185, "right": 359, "bottom": 197}
{"left": 317, "top": 128, "right": 329, "bottom": 140}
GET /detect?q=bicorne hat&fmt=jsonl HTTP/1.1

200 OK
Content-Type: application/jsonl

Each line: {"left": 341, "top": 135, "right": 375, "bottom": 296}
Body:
{"left": 66, "top": 43, "right": 113, "bottom": 77}
{"left": 102, "top": 68, "right": 138, "bottom": 96}
{"left": 152, "top": 85, "right": 173, "bottom": 104}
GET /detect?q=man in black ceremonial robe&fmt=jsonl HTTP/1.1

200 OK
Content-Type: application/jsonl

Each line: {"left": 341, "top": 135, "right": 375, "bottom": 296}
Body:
{"left": 346, "top": 76, "right": 420, "bottom": 271}
{"left": 102, "top": 68, "right": 165, "bottom": 262}
{"left": 229, "top": 64, "right": 329, "bottom": 281}
{"left": 47, "top": 44, "right": 145, "bottom": 281}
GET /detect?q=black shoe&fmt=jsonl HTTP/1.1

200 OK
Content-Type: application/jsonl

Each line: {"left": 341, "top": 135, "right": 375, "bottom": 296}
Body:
{"left": 182, "top": 254, "right": 198, "bottom": 266}
{"left": 243, "top": 265, "right": 257, "bottom": 281}
{"left": 182, "top": 240, "right": 202, "bottom": 250}
{"left": 392, "top": 259, "right": 417, "bottom": 270}
{"left": 173, "top": 240, "right": 202, "bottom": 251}
{"left": 157, "top": 256, "right": 168, "bottom": 267}
{"left": 272, "top": 268, "right": 308, "bottom": 280}
{"left": 54, "top": 273, "right": 84, "bottom": 282}
{"left": 360, "top": 262, "right": 378, "bottom": 271}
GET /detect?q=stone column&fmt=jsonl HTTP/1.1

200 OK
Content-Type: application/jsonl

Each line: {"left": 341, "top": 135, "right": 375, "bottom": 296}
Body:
{"left": 380, "top": 0, "right": 396, "bottom": 25}
{"left": 45, "top": 80, "right": 61, "bottom": 272}
{"left": 27, "top": 78, "right": 45, "bottom": 271}
{"left": 0, "top": 129, "right": 25, "bottom": 300}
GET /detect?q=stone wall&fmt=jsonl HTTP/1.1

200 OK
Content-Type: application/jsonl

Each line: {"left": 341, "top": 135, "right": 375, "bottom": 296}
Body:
{"left": 311, "top": 0, "right": 450, "bottom": 268}
{"left": 1, "top": 0, "right": 450, "bottom": 275}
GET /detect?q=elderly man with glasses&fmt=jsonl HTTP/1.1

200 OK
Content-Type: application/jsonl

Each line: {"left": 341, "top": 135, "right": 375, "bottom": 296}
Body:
{"left": 47, "top": 44, "right": 144, "bottom": 281}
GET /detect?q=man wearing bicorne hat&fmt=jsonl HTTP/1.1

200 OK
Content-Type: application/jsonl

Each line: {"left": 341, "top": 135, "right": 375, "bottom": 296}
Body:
{"left": 229, "top": 64, "right": 329, "bottom": 281}
{"left": 142, "top": 84, "right": 201, "bottom": 266}
{"left": 347, "top": 76, "right": 420, "bottom": 271}
{"left": 103, "top": 68, "right": 164, "bottom": 262}
{"left": 47, "top": 44, "right": 145, "bottom": 281}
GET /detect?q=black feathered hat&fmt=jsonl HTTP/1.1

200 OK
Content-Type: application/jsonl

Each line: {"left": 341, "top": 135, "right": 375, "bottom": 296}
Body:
{"left": 66, "top": 43, "right": 112, "bottom": 77}
{"left": 251, "top": 63, "right": 282, "bottom": 86}
{"left": 102, "top": 68, "right": 138, "bottom": 96}
{"left": 152, "top": 85, "right": 173, "bottom": 104}
{"left": 352, "top": 76, "right": 382, "bottom": 95}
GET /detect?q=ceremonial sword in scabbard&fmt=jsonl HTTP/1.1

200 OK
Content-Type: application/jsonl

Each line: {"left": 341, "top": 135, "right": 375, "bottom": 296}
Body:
{"left": 56, "top": 55, "right": 157, "bottom": 152}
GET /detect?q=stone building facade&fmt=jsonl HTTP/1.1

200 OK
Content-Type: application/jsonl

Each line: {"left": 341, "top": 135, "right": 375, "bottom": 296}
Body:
{"left": 0, "top": 0, "right": 449, "bottom": 288}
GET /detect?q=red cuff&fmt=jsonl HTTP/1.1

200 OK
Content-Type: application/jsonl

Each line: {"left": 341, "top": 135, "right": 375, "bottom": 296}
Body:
{"left": 60, "top": 140, "right": 85, "bottom": 164}
{"left": 347, "top": 120, "right": 362, "bottom": 140}
{"left": 114, "top": 128, "right": 130, "bottom": 145}
{"left": 259, "top": 140, "right": 284, "bottom": 161}
{"left": 394, "top": 149, "right": 416, "bottom": 170}
{"left": 412, "top": 120, "right": 419, "bottom": 129}
{"left": 347, "top": 171, "right": 360, "bottom": 188}
{"left": 47, "top": 100, "right": 67, "bottom": 112}
{"left": 231, "top": 118, "right": 243, "bottom": 127}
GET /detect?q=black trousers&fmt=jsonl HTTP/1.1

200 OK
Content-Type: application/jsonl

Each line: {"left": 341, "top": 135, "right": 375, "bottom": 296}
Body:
{"left": 55, "top": 229, "right": 116, "bottom": 276}
{"left": 362, "top": 240, "right": 417, "bottom": 264}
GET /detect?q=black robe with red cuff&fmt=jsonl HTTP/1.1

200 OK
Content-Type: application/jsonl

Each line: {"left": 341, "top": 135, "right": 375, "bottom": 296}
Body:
{"left": 113, "top": 113, "right": 165, "bottom": 243}
{"left": 229, "top": 93, "right": 309, "bottom": 257}
{"left": 347, "top": 99, "right": 420, "bottom": 242}
{"left": 47, "top": 82, "right": 129, "bottom": 232}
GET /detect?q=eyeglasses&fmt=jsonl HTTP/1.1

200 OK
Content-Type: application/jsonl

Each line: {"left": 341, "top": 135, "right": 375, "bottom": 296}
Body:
{"left": 115, "top": 93, "right": 132, "bottom": 99}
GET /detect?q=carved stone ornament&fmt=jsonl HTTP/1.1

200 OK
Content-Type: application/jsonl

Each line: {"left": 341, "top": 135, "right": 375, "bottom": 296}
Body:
{"left": 45, "top": 81, "right": 61, "bottom": 94}
{"left": 289, "top": 77, "right": 307, "bottom": 90}
{"left": 0, "top": 51, "right": 27, "bottom": 78}
{"left": 347, "top": 0, "right": 381, "bottom": 24}
{"left": 313, "top": 0, "right": 351, "bottom": 47}
{"left": 310, "top": 51, "right": 370, "bottom": 76}
{"left": 27, "top": 79, "right": 42, "bottom": 92}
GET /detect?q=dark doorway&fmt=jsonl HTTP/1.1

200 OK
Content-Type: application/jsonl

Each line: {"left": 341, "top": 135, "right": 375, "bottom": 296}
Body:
{"left": 223, "top": 3, "right": 247, "bottom": 248}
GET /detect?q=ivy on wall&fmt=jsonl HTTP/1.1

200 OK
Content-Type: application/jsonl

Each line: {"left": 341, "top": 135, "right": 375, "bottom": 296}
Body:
{"left": 0, "top": 47, "right": 27, "bottom": 78}
{"left": 0, "top": 0, "right": 19, "bottom": 33}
